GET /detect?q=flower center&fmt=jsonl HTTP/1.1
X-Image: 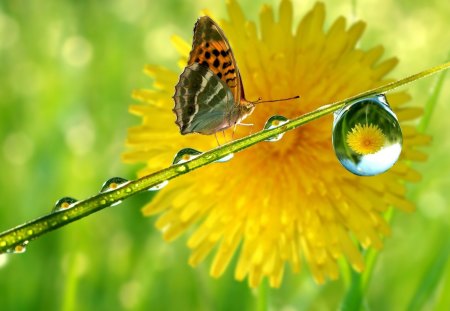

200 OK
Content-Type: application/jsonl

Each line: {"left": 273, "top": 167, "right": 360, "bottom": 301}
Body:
{"left": 346, "top": 123, "right": 386, "bottom": 155}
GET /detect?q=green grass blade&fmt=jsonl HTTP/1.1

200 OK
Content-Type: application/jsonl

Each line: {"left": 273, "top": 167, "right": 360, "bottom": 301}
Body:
{"left": 418, "top": 53, "right": 450, "bottom": 133}
{"left": 435, "top": 257, "right": 450, "bottom": 311}
{"left": 339, "top": 268, "right": 363, "bottom": 311}
{"left": 257, "top": 279, "right": 269, "bottom": 311}
{"left": 406, "top": 237, "right": 450, "bottom": 311}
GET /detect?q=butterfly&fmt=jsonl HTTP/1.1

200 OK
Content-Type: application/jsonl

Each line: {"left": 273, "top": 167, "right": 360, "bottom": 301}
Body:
{"left": 172, "top": 16, "right": 254, "bottom": 135}
{"left": 173, "top": 16, "right": 299, "bottom": 136}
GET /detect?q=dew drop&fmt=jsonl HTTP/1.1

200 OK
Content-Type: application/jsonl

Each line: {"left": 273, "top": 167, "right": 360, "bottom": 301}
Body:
{"left": 172, "top": 148, "right": 202, "bottom": 164}
{"left": 332, "top": 94, "right": 402, "bottom": 176}
{"left": 7, "top": 241, "right": 28, "bottom": 254}
{"left": 215, "top": 153, "right": 234, "bottom": 163}
{"left": 263, "top": 115, "right": 289, "bottom": 142}
{"left": 100, "top": 177, "right": 130, "bottom": 193}
{"left": 53, "top": 197, "right": 78, "bottom": 212}
{"left": 110, "top": 200, "right": 123, "bottom": 207}
{"left": 148, "top": 180, "right": 169, "bottom": 191}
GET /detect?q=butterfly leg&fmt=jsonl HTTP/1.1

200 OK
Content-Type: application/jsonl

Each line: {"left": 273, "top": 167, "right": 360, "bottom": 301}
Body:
{"left": 222, "top": 130, "right": 227, "bottom": 143}
{"left": 231, "top": 124, "right": 237, "bottom": 140}
{"left": 214, "top": 133, "right": 221, "bottom": 146}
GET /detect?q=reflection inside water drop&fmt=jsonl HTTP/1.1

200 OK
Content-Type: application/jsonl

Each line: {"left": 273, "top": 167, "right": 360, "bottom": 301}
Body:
{"left": 100, "top": 177, "right": 130, "bottom": 192}
{"left": 53, "top": 197, "right": 78, "bottom": 212}
{"left": 7, "top": 241, "right": 28, "bottom": 254}
{"left": 173, "top": 148, "right": 202, "bottom": 164}
{"left": 332, "top": 94, "right": 402, "bottom": 176}
{"left": 263, "top": 115, "right": 289, "bottom": 142}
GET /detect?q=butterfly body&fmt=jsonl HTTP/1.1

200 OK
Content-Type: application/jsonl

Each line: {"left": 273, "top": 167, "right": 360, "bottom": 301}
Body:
{"left": 173, "top": 16, "right": 254, "bottom": 135}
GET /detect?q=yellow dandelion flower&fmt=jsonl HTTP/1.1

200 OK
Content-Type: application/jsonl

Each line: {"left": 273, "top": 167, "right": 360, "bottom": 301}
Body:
{"left": 123, "top": 0, "right": 430, "bottom": 288}
{"left": 347, "top": 123, "right": 386, "bottom": 155}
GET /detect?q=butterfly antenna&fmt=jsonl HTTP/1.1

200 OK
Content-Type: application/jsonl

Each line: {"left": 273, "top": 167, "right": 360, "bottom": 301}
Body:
{"left": 253, "top": 95, "right": 300, "bottom": 104}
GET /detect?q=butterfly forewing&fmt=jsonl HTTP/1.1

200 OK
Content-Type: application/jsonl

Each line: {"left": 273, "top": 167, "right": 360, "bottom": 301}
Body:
{"left": 188, "top": 16, "right": 242, "bottom": 102}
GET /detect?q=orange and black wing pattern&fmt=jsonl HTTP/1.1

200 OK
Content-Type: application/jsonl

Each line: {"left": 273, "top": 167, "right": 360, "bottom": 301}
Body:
{"left": 187, "top": 16, "right": 243, "bottom": 103}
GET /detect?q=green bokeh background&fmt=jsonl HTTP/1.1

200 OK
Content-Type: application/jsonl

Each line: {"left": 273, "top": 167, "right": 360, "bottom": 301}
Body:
{"left": 0, "top": 0, "right": 449, "bottom": 310}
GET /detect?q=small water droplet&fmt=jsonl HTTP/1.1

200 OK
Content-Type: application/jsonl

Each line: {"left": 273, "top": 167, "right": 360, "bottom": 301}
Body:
{"left": 100, "top": 177, "right": 130, "bottom": 193}
{"left": 215, "top": 153, "right": 234, "bottom": 163}
{"left": 332, "top": 94, "right": 402, "bottom": 176}
{"left": 110, "top": 200, "right": 123, "bottom": 207}
{"left": 53, "top": 197, "right": 78, "bottom": 212}
{"left": 7, "top": 241, "right": 28, "bottom": 254}
{"left": 263, "top": 115, "right": 289, "bottom": 142}
{"left": 148, "top": 180, "right": 169, "bottom": 191}
{"left": 173, "top": 148, "right": 202, "bottom": 164}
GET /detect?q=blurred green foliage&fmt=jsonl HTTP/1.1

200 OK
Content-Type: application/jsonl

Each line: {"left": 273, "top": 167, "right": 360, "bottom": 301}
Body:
{"left": 0, "top": 0, "right": 448, "bottom": 310}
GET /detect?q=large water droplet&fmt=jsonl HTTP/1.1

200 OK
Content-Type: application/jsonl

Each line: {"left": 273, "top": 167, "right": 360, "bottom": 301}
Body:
{"left": 332, "top": 94, "right": 402, "bottom": 176}
{"left": 173, "top": 148, "right": 202, "bottom": 164}
{"left": 148, "top": 180, "right": 169, "bottom": 191}
{"left": 263, "top": 115, "right": 289, "bottom": 142}
{"left": 53, "top": 197, "right": 78, "bottom": 212}
{"left": 100, "top": 177, "right": 130, "bottom": 192}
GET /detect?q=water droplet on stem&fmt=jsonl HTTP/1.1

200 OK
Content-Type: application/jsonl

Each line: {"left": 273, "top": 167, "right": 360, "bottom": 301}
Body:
{"left": 173, "top": 148, "right": 203, "bottom": 164}
{"left": 7, "top": 241, "right": 28, "bottom": 254}
{"left": 53, "top": 197, "right": 78, "bottom": 212}
{"left": 148, "top": 180, "right": 169, "bottom": 191}
{"left": 332, "top": 94, "right": 402, "bottom": 176}
{"left": 100, "top": 177, "right": 130, "bottom": 192}
{"left": 263, "top": 115, "right": 289, "bottom": 142}
{"left": 215, "top": 153, "right": 234, "bottom": 163}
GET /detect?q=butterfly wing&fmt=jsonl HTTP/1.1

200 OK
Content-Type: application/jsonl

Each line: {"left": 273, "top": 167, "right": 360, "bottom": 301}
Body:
{"left": 187, "top": 16, "right": 244, "bottom": 103}
{"left": 173, "top": 63, "right": 241, "bottom": 135}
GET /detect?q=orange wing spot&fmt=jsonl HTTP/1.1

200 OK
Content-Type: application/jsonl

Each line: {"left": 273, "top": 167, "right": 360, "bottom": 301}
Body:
{"left": 209, "top": 41, "right": 238, "bottom": 89}
{"left": 187, "top": 39, "right": 240, "bottom": 100}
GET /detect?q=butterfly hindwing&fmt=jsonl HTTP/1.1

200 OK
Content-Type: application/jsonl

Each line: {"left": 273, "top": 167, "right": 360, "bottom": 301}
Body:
{"left": 173, "top": 63, "right": 240, "bottom": 135}
{"left": 188, "top": 16, "right": 241, "bottom": 102}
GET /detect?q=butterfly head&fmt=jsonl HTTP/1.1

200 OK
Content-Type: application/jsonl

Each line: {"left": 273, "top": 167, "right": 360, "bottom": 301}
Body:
{"left": 240, "top": 100, "right": 256, "bottom": 115}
